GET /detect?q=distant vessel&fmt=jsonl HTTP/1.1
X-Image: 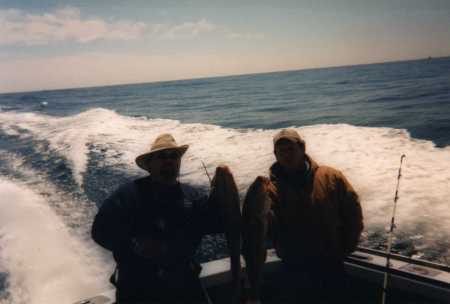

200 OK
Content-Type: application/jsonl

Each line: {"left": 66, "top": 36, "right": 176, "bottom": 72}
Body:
{"left": 38, "top": 101, "right": 48, "bottom": 110}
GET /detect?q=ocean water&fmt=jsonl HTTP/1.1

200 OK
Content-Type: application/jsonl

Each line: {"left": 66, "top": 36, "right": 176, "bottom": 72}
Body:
{"left": 0, "top": 57, "right": 449, "bottom": 303}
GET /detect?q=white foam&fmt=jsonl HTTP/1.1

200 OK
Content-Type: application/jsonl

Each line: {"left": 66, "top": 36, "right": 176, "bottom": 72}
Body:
{"left": 0, "top": 108, "right": 449, "bottom": 250}
{"left": 0, "top": 177, "right": 111, "bottom": 304}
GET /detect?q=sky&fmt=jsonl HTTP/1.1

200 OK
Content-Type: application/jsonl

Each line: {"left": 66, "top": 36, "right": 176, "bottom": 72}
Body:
{"left": 0, "top": 0, "right": 449, "bottom": 93}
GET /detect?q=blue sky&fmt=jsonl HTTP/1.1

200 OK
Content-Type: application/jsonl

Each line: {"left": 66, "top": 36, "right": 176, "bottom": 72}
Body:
{"left": 1, "top": 0, "right": 449, "bottom": 93}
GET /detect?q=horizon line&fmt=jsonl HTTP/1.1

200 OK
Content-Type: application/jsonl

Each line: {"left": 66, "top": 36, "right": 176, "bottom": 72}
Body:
{"left": 1, "top": 55, "right": 448, "bottom": 95}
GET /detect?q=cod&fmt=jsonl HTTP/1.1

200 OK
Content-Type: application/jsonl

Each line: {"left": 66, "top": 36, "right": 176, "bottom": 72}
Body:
{"left": 242, "top": 176, "right": 277, "bottom": 302}
{"left": 210, "top": 165, "right": 242, "bottom": 303}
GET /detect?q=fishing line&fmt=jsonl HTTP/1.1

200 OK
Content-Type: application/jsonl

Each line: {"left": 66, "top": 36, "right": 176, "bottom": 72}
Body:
{"left": 201, "top": 160, "right": 212, "bottom": 184}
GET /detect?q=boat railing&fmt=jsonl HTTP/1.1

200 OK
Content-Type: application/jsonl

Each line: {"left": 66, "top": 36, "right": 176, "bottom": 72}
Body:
{"left": 354, "top": 246, "right": 450, "bottom": 273}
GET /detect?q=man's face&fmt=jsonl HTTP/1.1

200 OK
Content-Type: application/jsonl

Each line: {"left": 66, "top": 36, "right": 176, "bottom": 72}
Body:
{"left": 274, "top": 139, "right": 305, "bottom": 171}
{"left": 148, "top": 149, "right": 182, "bottom": 184}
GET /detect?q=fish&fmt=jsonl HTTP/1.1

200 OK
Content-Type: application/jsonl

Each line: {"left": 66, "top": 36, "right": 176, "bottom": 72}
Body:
{"left": 210, "top": 165, "right": 242, "bottom": 303}
{"left": 241, "top": 176, "right": 277, "bottom": 302}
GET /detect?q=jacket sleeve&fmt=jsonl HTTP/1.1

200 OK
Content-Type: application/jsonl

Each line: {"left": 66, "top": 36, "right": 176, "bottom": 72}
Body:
{"left": 180, "top": 183, "right": 225, "bottom": 235}
{"left": 195, "top": 194, "right": 226, "bottom": 235}
{"left": 91, "top": 184, "right": 135, "bottom": 262}
{"left": 336, "top": 171, "right": 364, "bottom": 255}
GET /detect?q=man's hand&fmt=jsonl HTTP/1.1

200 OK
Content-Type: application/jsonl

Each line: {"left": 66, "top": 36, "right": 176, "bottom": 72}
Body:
{"left": 132, "top": 237, "right": 166, "bottom": 259}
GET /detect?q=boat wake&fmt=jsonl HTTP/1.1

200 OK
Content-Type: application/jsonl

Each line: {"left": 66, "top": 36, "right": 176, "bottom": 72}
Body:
{"left": 0, "top": 107, "right": 449, "bottom": 302}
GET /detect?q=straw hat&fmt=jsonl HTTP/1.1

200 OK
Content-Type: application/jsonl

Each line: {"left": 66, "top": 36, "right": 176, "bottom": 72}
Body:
{"left": 135, "top": 133, "right": 189, "bottom": 171}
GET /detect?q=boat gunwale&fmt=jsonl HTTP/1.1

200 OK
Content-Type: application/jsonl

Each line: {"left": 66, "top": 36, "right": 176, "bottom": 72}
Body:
{"left": 355, "top": 246, "right": 450, "bottom": 273}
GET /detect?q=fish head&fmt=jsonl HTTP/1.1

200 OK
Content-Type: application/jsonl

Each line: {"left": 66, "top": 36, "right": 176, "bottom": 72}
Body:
{"left": 210, "top": 165, "right": 240, "bottom": 208}
{"left": 215, "top": 165, "right": 232, "bottom": 178}
{"left": 211, "top": 165, "right": 234, "bottom": 188}
{"left": 245, "top": 176, "right": 277, "bottom": 215}
{"left": 254, "top": 176, "right": 277, "bottom": 200}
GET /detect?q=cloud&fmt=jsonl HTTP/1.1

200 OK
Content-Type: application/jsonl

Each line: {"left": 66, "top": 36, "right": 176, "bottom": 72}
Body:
{"left": 0, "top": 7, "right": 147, "bottom": 45}
{"left": 152, "top": 19, "right": 262, "bottom": 41}
{"left": 157, "top": 19, "right": 217, "bottom": 40}
{"left": 225, "top": 30, "right": 265, "bottom": 40}
{"left": 0, "top": 7, "right": 263, "bottom": 45}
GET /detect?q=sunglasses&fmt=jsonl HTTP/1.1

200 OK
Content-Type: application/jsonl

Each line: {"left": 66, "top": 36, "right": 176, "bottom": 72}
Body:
{"left": 155, "top": 151, "right": 181, "bottom": 160}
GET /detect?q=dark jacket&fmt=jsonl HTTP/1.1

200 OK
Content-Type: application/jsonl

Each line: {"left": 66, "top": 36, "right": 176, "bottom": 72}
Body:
{"left": 270, "top": 155, "right": 364, "bottom": 264}
{"left": 91, "top": 176, "right": 224, "bottom": 302}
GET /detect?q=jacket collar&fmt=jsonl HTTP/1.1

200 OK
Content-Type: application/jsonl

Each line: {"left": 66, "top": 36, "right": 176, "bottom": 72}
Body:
{"left": 270, "top": 154, "right": 319, "bottom": 183}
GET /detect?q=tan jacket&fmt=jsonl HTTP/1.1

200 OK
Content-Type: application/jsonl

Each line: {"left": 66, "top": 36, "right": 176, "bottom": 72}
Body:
{"left": 269, "top": 155, "right": 363, "bottom": 263}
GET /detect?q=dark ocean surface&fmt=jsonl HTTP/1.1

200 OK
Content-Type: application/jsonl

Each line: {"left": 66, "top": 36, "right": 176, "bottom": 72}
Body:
{"left": 1, "top": 57, "right": 450, "bottom": 146}
{"left": 0, "top": 57, "right": 449, "bottom": 303}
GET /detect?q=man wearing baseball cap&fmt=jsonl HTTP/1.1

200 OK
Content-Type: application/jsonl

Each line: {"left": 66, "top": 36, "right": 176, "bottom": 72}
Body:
{"left": 268, "top": 128, "right": 364, "bottom": 303}
{"left": 92, "top": 133, "right": 225, "bottom": 303}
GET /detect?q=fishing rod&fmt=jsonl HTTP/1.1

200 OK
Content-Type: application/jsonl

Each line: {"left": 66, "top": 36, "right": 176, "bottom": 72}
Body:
{"left": 201, "top": 160, "right": 212, "bottom": 184}
{"left": 199, "top": 160, "right": 217, "bottom": 304}
{"left": 197, "top": 160, "right": 215, "bottom": 304}
{"left": 381, "top": 154, "right": 406, "bottom": 304}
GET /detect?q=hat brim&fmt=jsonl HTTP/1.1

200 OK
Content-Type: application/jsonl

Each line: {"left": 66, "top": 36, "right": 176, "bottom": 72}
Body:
{"left": 135, "top": 145, "right": 189, "bottom": 172}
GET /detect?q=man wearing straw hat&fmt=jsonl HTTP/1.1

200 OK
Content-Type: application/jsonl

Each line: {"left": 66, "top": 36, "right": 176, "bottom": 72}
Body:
{"left": 92, "top": 133, "right": 225, "bottom": 303}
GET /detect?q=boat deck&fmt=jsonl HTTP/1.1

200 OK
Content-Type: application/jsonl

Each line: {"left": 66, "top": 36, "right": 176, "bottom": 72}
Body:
{"left": 203, "top": 248, "right": 450, "bottom": 304}
{"left": 74, "top": 247, "right": 450, "bottom": 304}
